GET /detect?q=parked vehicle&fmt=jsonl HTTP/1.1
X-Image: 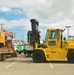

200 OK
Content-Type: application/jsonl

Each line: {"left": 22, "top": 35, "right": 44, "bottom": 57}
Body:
{"left": 0, "top": 30, "right": 17, "bottom": 61}
{"left": 17, "top": 44, "right": 25, "bottom": 54}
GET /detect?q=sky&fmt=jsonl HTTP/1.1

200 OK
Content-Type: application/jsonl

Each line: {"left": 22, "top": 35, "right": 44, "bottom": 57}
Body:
{"left": 0, "top": 0, "right": 74, "bottom": 42}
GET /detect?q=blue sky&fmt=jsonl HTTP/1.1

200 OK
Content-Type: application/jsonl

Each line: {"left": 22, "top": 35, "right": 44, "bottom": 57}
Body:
{"left": 0, "top": 0, "right": 74, "bottom": 42}
{"left": 0, "top": 8, "right": 26, "bottom": 20}
{"left": 0, "top": 7, "right": 28, "bottom": 42}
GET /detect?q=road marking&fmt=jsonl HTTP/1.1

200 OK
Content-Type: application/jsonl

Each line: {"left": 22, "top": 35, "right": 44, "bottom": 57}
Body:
{"left": 48, "top": 61, "right": 53, "bottom": 68}
{"left": 5, "top": 59, "right": 20, "bottom": 69}
{"left": 49, "top": 63, "right": 53, "bottom": 68}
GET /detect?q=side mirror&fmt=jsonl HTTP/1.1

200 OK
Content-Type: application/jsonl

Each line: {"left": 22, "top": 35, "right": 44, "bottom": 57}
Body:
{"left": 63, "top": 37, "right": 66, "bottom": 40}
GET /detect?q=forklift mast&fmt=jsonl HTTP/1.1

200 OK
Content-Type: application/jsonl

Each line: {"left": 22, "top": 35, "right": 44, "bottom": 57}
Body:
{"left": 27, "top": 31, "right": 32, "bottom": 44}
{"left": 27, "top": 19, "right": 40, "bottom": 47}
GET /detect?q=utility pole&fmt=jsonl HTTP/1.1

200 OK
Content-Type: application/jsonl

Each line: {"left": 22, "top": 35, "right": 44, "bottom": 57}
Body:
{"left": 14, "top": 33, "right": 16, "bottom": 39}
{"left": 0, "top": 22, "right": 4, "bottom": 30}
{"left": 65, "top": 26, "right": 71, "bottom": 38}
{"left": 22, "top": 35, "right": 24, "bottom": 41}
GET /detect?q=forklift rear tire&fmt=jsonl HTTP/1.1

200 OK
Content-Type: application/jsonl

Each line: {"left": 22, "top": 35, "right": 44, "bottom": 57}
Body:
{"left": 67, "top": 52, "right": 74, "bottom": 63}
{"left": 32, "top": 51, "right": 45, "bottom": 63}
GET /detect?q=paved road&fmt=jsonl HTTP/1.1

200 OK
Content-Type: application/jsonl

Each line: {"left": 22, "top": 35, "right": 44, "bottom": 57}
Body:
{"left": 0, "top": 53, "right": 74, "bottom": 75}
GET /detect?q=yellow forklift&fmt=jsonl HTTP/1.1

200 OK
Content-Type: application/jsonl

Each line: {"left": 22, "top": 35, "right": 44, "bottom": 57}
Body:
{"left": 31, "top": 20, "right": 74, "bottom": 63}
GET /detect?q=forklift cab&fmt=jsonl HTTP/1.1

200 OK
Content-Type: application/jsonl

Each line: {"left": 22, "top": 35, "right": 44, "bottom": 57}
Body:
{"left": 44, "top": 28, "right": 61, "bottom": 48}
{"left": 44, "top": 28, "right": 67, "bottom": 59}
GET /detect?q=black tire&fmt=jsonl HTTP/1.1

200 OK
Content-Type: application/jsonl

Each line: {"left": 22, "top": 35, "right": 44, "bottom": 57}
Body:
{"left": 19, "top": 52, "right": 21, "bottom": 54}
{"left": 11, "top": 51, "right": 17, "bottom": 57}
{"left": 0, "top": 43, "right": 4, "bottom": 48}
{"left": 1, "top": 54, "right": 6, "bottom": 61}
{"left": 25, "top": 53, "right": 30, "bottom": 57}
{"left": 67, "top": 52, "right": 74, "bottom": 63}
{"left": 25, "top": 53, "right": 28, "bottom": 57}
{"left": 32, "top": 51, "right": 45, "bottom": 63}
{"left": 14, "top": 53, "right": 17, "bottom": 57}
{"left": 24, "top": 50, "right": 26, "bottom": 54}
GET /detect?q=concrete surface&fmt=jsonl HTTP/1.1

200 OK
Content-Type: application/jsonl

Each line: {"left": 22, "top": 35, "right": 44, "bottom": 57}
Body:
{"left": 0, "top": 53, "right": 74, "bottom": 75}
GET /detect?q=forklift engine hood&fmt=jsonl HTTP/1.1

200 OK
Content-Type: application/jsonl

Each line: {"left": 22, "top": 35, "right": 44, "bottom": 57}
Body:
{"left": 66, "top": 39, "right": 74, "bottom": 49}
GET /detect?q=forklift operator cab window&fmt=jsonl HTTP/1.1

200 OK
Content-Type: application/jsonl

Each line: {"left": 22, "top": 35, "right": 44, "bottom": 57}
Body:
{"left": 50, "top": 30, "right": 56, "bottom": 39}
{"left": 49, "top": 30, "right": 60, "bottom": 39}
{"left": 44, "top": 31, "right": 48, "bottom": 42}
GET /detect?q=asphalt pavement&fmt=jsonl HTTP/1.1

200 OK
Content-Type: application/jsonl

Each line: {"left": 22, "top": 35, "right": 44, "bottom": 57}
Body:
{"left": 0, "top": 53, "right": 74, "bottom": 75}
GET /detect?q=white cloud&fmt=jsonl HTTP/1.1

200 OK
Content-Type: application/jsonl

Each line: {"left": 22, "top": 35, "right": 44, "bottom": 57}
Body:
{"left": 0, "top": 7, "right": 12, "bottom": 12}
{"left": 0, "top": 18, "right": 31, "bottom": 30}
{"left": 0, "top": 0, "right": 74, "bottom": 21}
{"left": 0, "top": 0, "right": 74, "bottom": 39}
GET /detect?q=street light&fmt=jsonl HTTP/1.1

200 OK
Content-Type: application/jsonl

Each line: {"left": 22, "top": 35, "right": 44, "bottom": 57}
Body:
{"left": 65, "top": 26, "right": 71, "bottom": 38}
{"left": 14, "top": 33, "right": 16, "bottom": 39}
{"left": 0, "top": 22, "right": 4, "bottom": 30}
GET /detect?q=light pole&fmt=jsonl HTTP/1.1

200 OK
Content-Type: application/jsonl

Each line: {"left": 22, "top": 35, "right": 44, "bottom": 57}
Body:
{"left": 14, "top": 33, "right": 16, "bottom": 39}
{"left": 22, "top": 35, "right": 24, "bottom": 41}
{"left": 65, "top": 26, "right": 71, "bottom": 38}
{"left": 0, "top": 22, "right": 4, "bottom": 30}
